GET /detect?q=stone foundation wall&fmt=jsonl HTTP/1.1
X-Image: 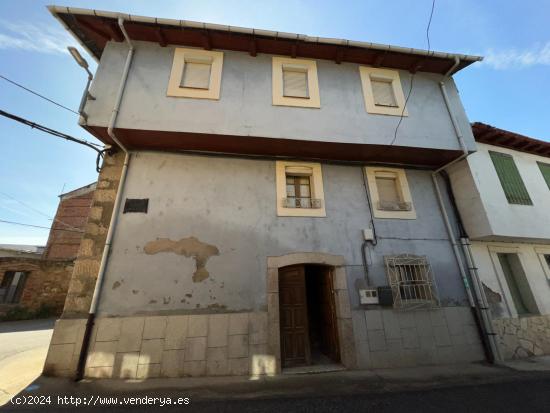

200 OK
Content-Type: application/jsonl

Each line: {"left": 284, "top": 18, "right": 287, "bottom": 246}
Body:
{"left": 352, "top": 306, "right": 485, "bottom": 368}
{"left": 493, "top": 315, "right": 550, "bottom": 359}
{"left": 0, "top": 258, "right": 73, "bottom": 315}
{"left": 44, "top": 312, "right": 270, "bottom": 379}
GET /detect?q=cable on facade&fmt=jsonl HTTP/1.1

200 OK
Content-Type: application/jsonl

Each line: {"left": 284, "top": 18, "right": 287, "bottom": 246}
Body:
{"left": 0, "top": 191, "right": 84, "bottom": 233}
{"left": 0, "top": 74, "right": 79, "bottom": 115}
{"left": 390, "top": 0, "right": 436, "bottom": 146}
{"left": 0, "top": 109, "right": 106, "bottom": 172}
{"left": 0, "top": 218, "right": 84, "bottom": 233}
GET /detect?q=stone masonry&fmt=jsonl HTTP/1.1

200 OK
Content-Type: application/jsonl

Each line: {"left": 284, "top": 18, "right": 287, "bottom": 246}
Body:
{"left": 493, "top": 315, "right": 550, "bottom": 359}
{"left": 0, "top": 258, "right": 73, "bottom": 315}
{"left": 62, "top": 151, "right": 124, "bottom": 316}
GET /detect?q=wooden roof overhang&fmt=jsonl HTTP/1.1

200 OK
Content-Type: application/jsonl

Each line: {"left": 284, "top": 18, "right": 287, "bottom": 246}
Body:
{"left": 472, "top": 122, "right": 550, "bottom": 158}
{"left": 49, "top": 6, "right": 482, "bottom": 75}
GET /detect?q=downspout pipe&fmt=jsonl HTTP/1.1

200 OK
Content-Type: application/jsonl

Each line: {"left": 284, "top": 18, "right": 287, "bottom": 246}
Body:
{"left": 76, "top": 17, "right": 134, "bottom": 381}
{"left": 431, "top": 56, "right": 500, "bottom": 364}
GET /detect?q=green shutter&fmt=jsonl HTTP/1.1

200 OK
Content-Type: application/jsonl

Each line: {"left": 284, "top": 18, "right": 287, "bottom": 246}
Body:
{"left": 537, "top": 162, "right": 550, "bottom": 190}
{"left": 489, "top": 151, "right": 532, "bottom": 205}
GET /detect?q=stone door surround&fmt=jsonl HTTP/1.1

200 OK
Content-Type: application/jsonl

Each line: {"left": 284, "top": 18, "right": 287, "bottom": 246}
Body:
{"left": 266, "top": 252, "right": 356, "bottom": 372}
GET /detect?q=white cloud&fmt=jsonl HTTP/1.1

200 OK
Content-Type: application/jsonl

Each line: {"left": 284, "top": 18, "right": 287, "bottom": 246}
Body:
{"left": 481, "top": 42, "right": 550, "bottom": 70}
{"left": 0, "top": 20, "right": 75, "bottom": 55}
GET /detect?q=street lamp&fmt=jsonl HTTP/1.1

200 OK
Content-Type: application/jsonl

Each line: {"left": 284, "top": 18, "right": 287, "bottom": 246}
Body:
{"left": 67, "top": 46, "right": 95, "bottom": 121}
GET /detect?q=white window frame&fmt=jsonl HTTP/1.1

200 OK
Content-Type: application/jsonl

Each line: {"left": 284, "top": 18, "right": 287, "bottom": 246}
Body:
{"left": 272, "top": 57, "right": 320, "bottom": 108}
{"left": 365, "top": 167, "right": 416, "bottom": 219}
{"left": 359, "top": 67, "right": 408, "bottom": 116}
{"left": 167, "top": 48, "right": 224, "bottom": 100}
{"left": 276, "top": 161, "right": 326, "bottom": 217}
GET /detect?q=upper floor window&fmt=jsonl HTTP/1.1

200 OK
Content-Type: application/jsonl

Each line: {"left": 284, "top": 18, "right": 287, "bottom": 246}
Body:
{"left": 272, "top": 57, "right": 320, "bottom": 108}
{"left": 365, "top": 167, "right": 416, "bottom": 219}
{"left": 359, "top": 67, "right": 408, "bottom": 116}
{"left": 489, "top": 151, "right": 532, "bottom": 205}
{"left": 167, "top": 48, "right": 223, "bottom": 100}
{"left": 276, "top": 161, "right": 325, "bottom": 217}
{"left": 537, "top": 162, "right": 550, "bottom": 190}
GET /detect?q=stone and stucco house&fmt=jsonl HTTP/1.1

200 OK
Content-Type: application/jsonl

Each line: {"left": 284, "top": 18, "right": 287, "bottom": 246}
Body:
{"left": 44, "top": 6, "right": 494, "bottom": 379}
{"left": 0, "top": 183, "right": 95, "bottom": 317}
{"left": 449, "top": 123, "right": 550, "bottom": 359}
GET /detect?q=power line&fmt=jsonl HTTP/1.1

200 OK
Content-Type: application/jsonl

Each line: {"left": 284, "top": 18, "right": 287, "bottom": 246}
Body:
{"left": 0, "top": 74, "right": 79, "bottom": 115}
{"left": 390, "top": 0, "right": 436, "bottom": 146}
{"left": 0, "top": 191, "right": 84, "bottom": 233}
{"left": 0, "top": 109, "right": 105, "bottom": 172}
{"left": 0, "top": 219, "right": 84, "bottom": 233}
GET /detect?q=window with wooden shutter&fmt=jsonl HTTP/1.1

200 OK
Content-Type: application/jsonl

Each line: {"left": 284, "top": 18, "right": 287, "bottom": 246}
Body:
{"left": 537, "top": 162, "right": 550, "bottom": 190}
{"left": 366, "top": 167, "right": 416, "bottom": 219}
{"left": 167, "top": 48, "right": 223, "bottom": 100}
{"left": 371, "top": 79, "right": 397, "bottom": 107}
{"left": 359, "top": 67, "right": 407, "bottom": 116}
{"left": 283, "top": 68, "right": 309, "bottom": 98}
{"left": 489, "top": 151, "right": 532, "bottom": 205}
{"left": 272, "top": 57, "right": 320, "bottom": 108}
{"left": 181, "top": 60, "right": 212, "bottom": 89}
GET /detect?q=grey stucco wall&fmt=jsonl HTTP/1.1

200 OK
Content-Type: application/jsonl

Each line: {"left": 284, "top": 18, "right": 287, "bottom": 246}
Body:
{"left": 85, "top": 41, "right": 476, "bottom": 152}
{"left": 97, "top": 152, "right": 470, "bottom": 316}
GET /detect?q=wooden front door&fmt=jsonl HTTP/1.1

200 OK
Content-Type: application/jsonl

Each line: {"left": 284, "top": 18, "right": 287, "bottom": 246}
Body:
{"left": 319, "top": 267, "right": 340, "bottom": 363}
{"left": 279, "top": 265, "right": 311, "bottom": 367}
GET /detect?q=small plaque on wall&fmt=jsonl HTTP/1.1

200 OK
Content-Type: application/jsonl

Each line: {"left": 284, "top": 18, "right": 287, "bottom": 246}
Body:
{"left": 123, "top": 198, "right": 149, "bottom": 214}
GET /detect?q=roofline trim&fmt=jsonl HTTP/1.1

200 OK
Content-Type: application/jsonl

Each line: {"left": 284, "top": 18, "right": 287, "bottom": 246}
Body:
{"left": 47, "top": 5, "right": 483, "bottom": 66}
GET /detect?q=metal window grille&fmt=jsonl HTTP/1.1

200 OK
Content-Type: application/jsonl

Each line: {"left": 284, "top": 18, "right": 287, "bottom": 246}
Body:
{"left": 489, "top": 151, "right": 532, "bottom": 205}
{"left": 384, "top": 254, "right": 439, "bottom": 310}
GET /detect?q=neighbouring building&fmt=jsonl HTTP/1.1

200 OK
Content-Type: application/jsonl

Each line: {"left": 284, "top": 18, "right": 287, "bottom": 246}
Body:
{"left": 44, "top": 6, "right": 489, "bottom": 380}
{"left": 0, "top": 183, "right": 95, "bottom": 317}
{"left": 449, "top": 122, "right": 550, "bottom": 359}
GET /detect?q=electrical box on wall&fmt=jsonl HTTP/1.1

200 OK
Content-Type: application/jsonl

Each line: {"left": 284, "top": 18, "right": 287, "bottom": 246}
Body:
{"left": 377, "top": 286, "right": 394, "bottom": 306}
{"left": 359, "top": 288, "right": 379, "bottom": 304}
{"left": 362, "top": 228, "right": 374, "bottom": 241}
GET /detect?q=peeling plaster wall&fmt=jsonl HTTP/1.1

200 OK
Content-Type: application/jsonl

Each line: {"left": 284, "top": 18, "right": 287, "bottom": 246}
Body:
{"left": 98, "top": 152, "right": 470, "bottom": 317}
{"left": 85, "top": 41, "right": 476, "bottom": 152}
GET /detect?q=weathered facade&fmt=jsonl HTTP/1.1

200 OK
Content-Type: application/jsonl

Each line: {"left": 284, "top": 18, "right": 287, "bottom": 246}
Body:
{"left": 449, "top": 123, "right": 550, "bottom": 359}
{"left": 0, "top": 184, "right": 95, "bottom": 317}
{"left": 45, "top": 6, "right": 488, "bottom": 379}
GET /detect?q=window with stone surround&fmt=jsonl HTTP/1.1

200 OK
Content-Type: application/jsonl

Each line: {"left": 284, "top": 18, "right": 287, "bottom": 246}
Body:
{"left": 276, "top": 161, "right": 325, "bottom": 217}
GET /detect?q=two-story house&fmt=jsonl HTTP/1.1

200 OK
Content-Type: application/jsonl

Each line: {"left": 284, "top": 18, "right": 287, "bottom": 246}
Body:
{"left": 44, "top": 6, "right": 491, "bottom": 380}
{"left": 449, "top": 122, "right": 550, "bottom": 360}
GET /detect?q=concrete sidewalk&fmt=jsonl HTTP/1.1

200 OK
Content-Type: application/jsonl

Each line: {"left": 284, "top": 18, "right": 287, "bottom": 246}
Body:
{"left": 5, "top": 359, "right": 550, "bottom": 406}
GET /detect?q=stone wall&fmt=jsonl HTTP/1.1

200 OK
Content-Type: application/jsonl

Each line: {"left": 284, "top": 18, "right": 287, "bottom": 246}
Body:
{"left": 62, "top": 151, "right": 124, "bottom": 315}
{"left": 352, "top": 307, "right": 485, "bottom": 368}
{"left": 0, "top": 258, "right": 73, "bottom": 315}
{"left": 493, "top": 315, "right": 550, "bottom": 359}
{"left": 44, "top": 312, "right": 270, "bottom": 378}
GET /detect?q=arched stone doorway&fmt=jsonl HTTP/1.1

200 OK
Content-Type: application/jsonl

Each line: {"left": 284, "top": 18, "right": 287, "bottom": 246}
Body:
{"left": 266, "top": 253, "right": 356, "bottom": 373}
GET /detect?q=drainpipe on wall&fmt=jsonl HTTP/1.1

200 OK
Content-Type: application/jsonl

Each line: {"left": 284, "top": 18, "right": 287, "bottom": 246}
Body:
{"left": 76, "top": 17, "right": 135, "bottom": 381}
{"left": 431, "top": 56, "right": 501, "bottom": 364}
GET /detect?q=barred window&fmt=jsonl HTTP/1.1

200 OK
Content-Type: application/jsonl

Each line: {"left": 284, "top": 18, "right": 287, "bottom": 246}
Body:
{"left": 384, "top": 255, "right": 439, "bottom": 309}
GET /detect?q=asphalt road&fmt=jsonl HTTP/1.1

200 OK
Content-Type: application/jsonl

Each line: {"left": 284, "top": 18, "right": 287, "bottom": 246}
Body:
{"left": 2, "top": 375, "right": 550, "bottom": 412}
{"left": 0, "top": 319, "right": 55, "bottom": 406}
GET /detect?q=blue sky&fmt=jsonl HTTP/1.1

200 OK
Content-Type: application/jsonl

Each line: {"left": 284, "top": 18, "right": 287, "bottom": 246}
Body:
{"left": 1, "top": 0, "right": 549, "bottom": 245}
